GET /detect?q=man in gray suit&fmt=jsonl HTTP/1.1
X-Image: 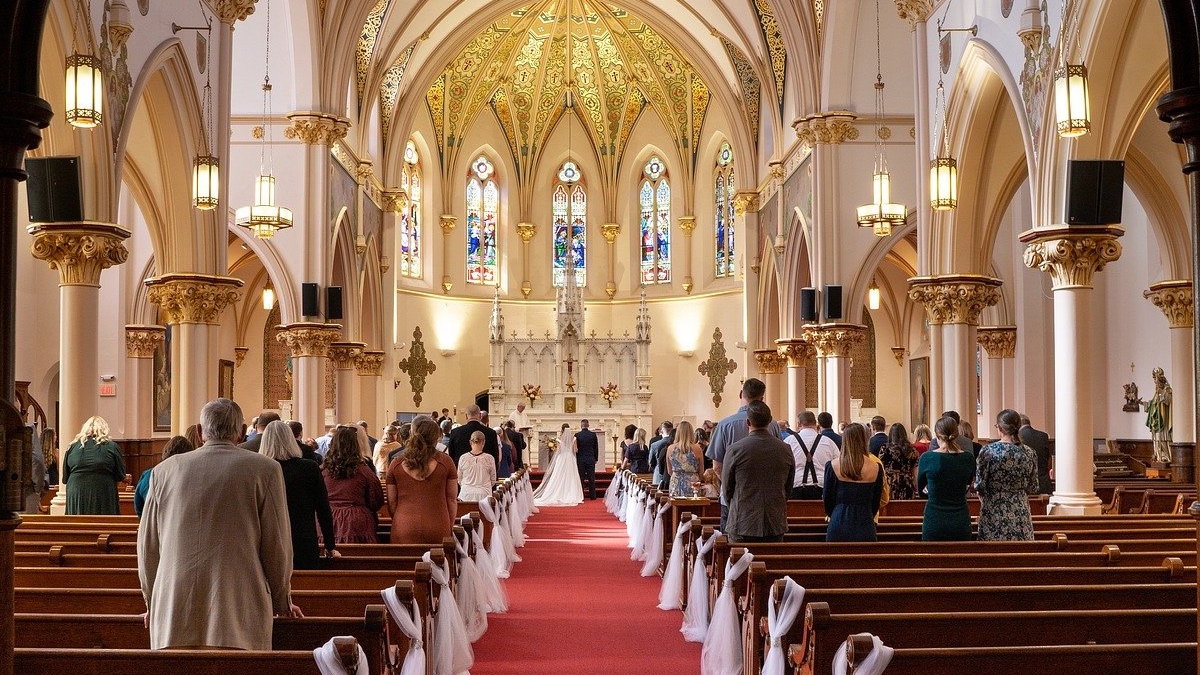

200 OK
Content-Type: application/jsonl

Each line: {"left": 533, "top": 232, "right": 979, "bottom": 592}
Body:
{"left": 1019, "top": 414, "right": 1053, "bottom": 494}
{"left": 722, "top": 401, "right": 795, "bottom": 543}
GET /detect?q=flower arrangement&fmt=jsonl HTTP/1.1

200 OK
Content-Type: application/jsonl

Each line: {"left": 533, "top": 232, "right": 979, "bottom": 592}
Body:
{"left": 522, "top": 383, "right": 542, "bottom": 406}
{"left": 599, "top": 382, "right": 620, "bottom": 407}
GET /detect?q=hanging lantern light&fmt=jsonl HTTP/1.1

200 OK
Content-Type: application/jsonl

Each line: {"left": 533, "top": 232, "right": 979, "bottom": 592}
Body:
{"left": 262, "top": 286, "right": 276, "bottom": 310}
{"left": 855, "top": 0, "right": 906, "bottom": 238}
{"left": 193, "top": 155, "right": 220, "bottom": 210}
{"left": 1054, "top": 63, "right": 1091, "bottom": 137}
{"left": 929, "top": 79, "right": 958, "bottom": 211}
{"left": 868, "top": 279, "right": 881, "bottom": 310}
{"left": 65, "top": 53, "right": 103, "bottom": 128}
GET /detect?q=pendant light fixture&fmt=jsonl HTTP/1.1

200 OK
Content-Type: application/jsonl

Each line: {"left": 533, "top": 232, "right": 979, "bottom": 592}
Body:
{"left": 1054, "top": 0, "right": 1090, "bottom": 137}
{"left": 262, "top": 285, "right": 275, "bottom": 310}
{"left": 929, "top": 77, "right": 957, "bottom": 210}
{"left": 235, "top": 0, "right": 292, "bottom": 238}
{"left": 193, "top": 18, "right": 219, "bottom": 210}
{"left": 65, "top": 0, "right": 103, "bottom": 128}
{"left": 867, "top": 278, "right": 881, "bottom": 310}
{"left": 855, "top": 0, "right": 906, "bottom": 237}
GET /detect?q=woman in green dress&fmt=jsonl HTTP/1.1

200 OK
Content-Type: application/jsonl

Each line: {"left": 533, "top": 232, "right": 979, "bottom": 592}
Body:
{"left": 917, "top": 416, "right": 975, "bottom": 541}
{"left": 62, "top": 416, "right": 126, "bottom": 515}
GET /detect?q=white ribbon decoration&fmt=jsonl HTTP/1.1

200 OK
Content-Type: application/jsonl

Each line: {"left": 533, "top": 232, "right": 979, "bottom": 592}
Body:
{"left": 617, "top": 473, "right": 630, "bottom": 520}
{"left": 380, "top": 585, "right": 427, "bottom": 675}
{"left": 477, "top": 497, "right": 511, "bottom": 579}
{"left": 468, "top": 515, "right": 507, "bottom": 613}
{"left": 681, "top": 529, "right": 720, "bottom": 642}
{"left": 832, "top": 633, "right": 894, "bottom": 675}
{"left": 632, "top": 494, "right": 655, "bottom": 561}
{"left": 506, "top": 490, "right": 525, "bottom": 547}
{"left": 700, "top": 551, "right": 755, "bottom": 675}
{"left": 761, "top": 577, "right": 806, "bottom": 675}
{"left": 453, "top": 527, "right": 488, "bottom": 642}
{"left": 496, "top": 494, "right": 521, "bottom": 565}
{"left": 658, "top": 515, "right": 695, "bottom": 610}
{"left": 626, "top": 485, "right": 644, "bottom": 543}
{"left": 640, "top": 501, "right": 673, "bottom": 576}
{"left": 313, "top": 637, "right": 369, "bottom": 675}
{"left": 422, "top": 551, "right": 474, "bottom": 675}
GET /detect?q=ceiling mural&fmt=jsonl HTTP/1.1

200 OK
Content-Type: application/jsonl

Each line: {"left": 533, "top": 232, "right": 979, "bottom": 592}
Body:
{"left": 356, "top": 0, "right": 391, "bottom": 108}
{"left": 719, "top": 36, "right": 760, "bottom": 147}
{"left": 751, "top": 0, "right": 787, "bottom": 113}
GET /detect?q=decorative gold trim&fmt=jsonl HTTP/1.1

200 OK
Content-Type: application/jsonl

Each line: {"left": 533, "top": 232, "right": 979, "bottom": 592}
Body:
{"left": 907, "top": 275, "right": 1003, "bottom": 326}
{"left": 893, "top": 0, "right": 934, "bottom": 29}
{"left": 439, "top": 214, "right": 457, "bottom": 233}
{"left": 275, "top": 323, "right": 343, "bottom": 358}
{"left": 801, "top": 323, "right": 867, "bottom": 358}
{"left": 976, "top": 327, "right": 1017, "bottom": 358}
{"left": 698, "top": 327, "right": 738, "bottom": 407}
{"left": 234, "top": 346, "right": 249, "bottom": 368}
{"left": 891, "top": 346, "right": 906, "bottom": 366}
{"left": 733, "top": 190, "right": 759, "bottom": 217}
{"left": 124, "top": 325, "right": 165, "bottom": 359}
{"left": 355, "top": 350, "right": 386, "bottom": 376}
{"left": 678, "top": 216, "right": 697, "bottom": 236}
{"left": 753, "top": 348, "right": 788, "bottom": 375}
{"left": 1144, "top": 280, "right": 1193, "bottom": 328}
{"left": 328, "top": 341, "right": 366, "bottom": 369}
{"left": 214, "top": 0, "right": 257, "bottom": 25}
{"left": 145, "top": 274, "right": 244, "bottom": 325}
{"left": 775, "top": 338, "right": 817, "bottom": 368}
{"left": 600, "top": 222, "right": 621, "bottom": 244}
{"left": 793, "top": 110, "right": 859, "bottom": 145}
{"left": 398, "top": 326, "right": 437, "bottom": 407}
{"left": 516, "top": 221, "right": 537, "bottom": 243}
{"left": 283, "top": 111, "right": 351, "bottom": 146}
{"left": 1020, "top": 226, "right": 1124, "bottom": 290}
{"left": 28, "top": 221, "right": 131, "bottom": 286}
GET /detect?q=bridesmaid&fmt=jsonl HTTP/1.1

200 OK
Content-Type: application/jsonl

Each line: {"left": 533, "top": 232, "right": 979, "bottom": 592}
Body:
{"left": 917, "top": 416, "right": 976, "bottom": 541}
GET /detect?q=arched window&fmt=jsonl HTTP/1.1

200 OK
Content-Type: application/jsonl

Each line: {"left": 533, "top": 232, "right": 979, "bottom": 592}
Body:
{"left": 552, "top": 160, "right": 586, "bottom": 286}
{"left": 466, "top": 155, "right": 498, "bottom": 285}
{"left": 639, "top": 156, "right": 671, "bottom": 284}
{"left": 399, "top": 141, "right": 422, "bottom": 279}
{"left": 715, "top": 142, "right": 736, "bottom": 278}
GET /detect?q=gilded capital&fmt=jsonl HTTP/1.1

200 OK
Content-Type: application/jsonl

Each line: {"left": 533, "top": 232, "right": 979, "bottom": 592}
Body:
{"left": 283, "top": 111, "right": 351, "bottom": 146}
{"left": 355, "top": 350, "right": 386, "bottom": 376}
{"left": 234, "top": 346, "right": 249, "bottom": 368}
{"left": 775, "top": 338, "right": 817, "bottom": 368}
{"left": 275, "top": 323, "right": 343, "bottom": 358}
{"left": 329, "top": 341, "right": 366, "bottom": 369}
{"left": 439, "top": 215, "right": 457, "bottom": 234}
{"left": 977, "top": 327, "right": 1017, "bottom": 359}
{"left": 1144, "top": 280, "right": 1194, "bottom": 328}
{"left": 801, "top": 324, "right": 867, "bottom": 358}
{"left": 891, "top": 346, "right": 906, "bottom": 366}
{"left": 214, "top": 0, "right": 257, "bottom": 24}
{"left": 28, "top": 222, "right": 131, "bottom": 286}
{"left": 145, "top": 274, "right": 243, "bottom": 325}
{"left": 383, "top": 189, "right": 409, "bottom": 214}
{"left": 600, "top": 222, "right": 620, "bottom": 244}
{"left": 355, "top": 161, "right": 374, "bottom": 185}
{"left": 124, "top": 325, "right": 165, "bottom": 358}
{"left": 733, "top": 191, "right": 759, "bottom": 218}
{"left": 793, "top": 111, "right": 859, "bottom": 145}
{"left": 893, "top": 0, "right": 933, "bottom": 29}
{"left": 907, "top": 275, "right": 1003, "bottom": 326}
{"left": 678, "top": 216, "right": 697, "bottom": 236}
{"left": 1020, "top": 226, "right": 1123, "bottom": 290}
{"left": 754, "top": 348, "right": 789, "bottom": 375}
{"left": 516, "top": 221, "right": 537, "bottom": 243}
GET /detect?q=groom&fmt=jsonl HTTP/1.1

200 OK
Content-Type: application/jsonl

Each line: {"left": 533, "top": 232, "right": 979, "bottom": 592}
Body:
{"left": 575, "top": 419, "right": 599, "bottom": 500}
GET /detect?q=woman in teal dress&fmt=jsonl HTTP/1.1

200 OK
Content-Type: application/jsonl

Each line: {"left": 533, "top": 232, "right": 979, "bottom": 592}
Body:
{"left": 824, "top": 423, "right": 885, "bottom": 542}
{"left": 917, "top": 416, "right": 975, "bottom": 541}
{"left": 976, "top": 409, "right": 1039, "bottom": 540}
{"left": 62, "top": 416, "right": 126, "bottom": 515}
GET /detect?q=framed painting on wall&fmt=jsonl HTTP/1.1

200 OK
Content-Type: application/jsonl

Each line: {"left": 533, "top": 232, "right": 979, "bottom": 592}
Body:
{"left": 563, "top": 396, "right": 576, "bottom": 414}
{"left": 909, "top": 356, "right": 929, "bottom": 430}
{"left": 152, "top": 326, "right": 172, "bottom": 432}
{"left": 218, "top": 359, "right": 234, "bottom": 400}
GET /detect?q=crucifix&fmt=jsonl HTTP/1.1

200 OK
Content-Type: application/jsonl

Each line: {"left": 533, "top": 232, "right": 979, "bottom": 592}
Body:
{"left": 565, "top": 355, "right": 576, "bottom": 392}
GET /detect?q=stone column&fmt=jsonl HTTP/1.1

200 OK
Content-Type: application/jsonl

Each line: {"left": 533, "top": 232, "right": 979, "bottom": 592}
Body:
{"left": 276, "top": 323, "right": 342, "bottom": 438}
{"left": 894, "top": 0, "right": 934, "bottom": 273}
{"left": 439, "top": 215, "right": 456, "bottom": 294}
{"left": 793, "top": 112, "right": 858, "bottom": 284}
{"left": 774, "top": 340, "right": 815, "bottom": 425}
{"left": 1145, "top": 281, "right": 1195, "bottom": 443}
{"left": 145, "top": 274, "right": 243, "bottom": 432}
{"left": 803, "top": 324, "right": 866, "bottom": 425}
{"left": 355, "top": 350, "right": 385, "bottom": 433}
{"left": 735, "top": 192, "right": 760, "bottom": 368}
{"left": 28, "top": 223, "right": 130, "bottom": 445}
{"left": 601, "top": 222, "right": 620, "bottom": 299}
{"left": 284, "top": 112, "right": 350, "bottom": 290}
{"left": 678, "top": 216, "right": 696, "bottom": 294}
{"left": 213, "top": 0, "right": 257, "bottom": 231}
{"left": 977, "top": 327, "right": 1017, "bottom": 435}
{"left": 516, "top": 221, "right": 536, "bottom": 298}
{"left": 908, "top": 276, "right": 1001, "bottom": 419}
{"left": 329, "top": 342, "right": 365, "bottom": 422}
{"left": 124, "top": 325, "right": 166, "bottom": 439}
{"left": 1022, "top": 225, "right": 1123, "bottom": 514}
{"left": 753, "top": 348, "right": 788, "bottom": 421}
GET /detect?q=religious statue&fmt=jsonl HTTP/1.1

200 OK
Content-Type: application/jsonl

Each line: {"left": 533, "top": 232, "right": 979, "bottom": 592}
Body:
{"left": 1121, "top": 381, "right": 1140, "bottom": 412}
{"left": 1144, "top": 367, "right": 1173, "bottom": 464}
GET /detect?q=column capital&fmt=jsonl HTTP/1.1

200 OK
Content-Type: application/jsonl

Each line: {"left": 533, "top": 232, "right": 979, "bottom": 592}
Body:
{"left": 439, "top": 214, "right": 457, "bottom": 233}
{"left": 893, "top": 0, "right": 933, "bottom": 29}
{"left": 382, "top": 189, "right": 408, "bottom": 213}
{"left": 1020, "top": 225, "right": 1124, "bottom": 289}
{"left": 976, "top": 326, "right": 1017, "bottom": 358}
{"left": 355, "top": 349, "right": 386, "bottom": 376}
{"left": 145, "top": 273, "right": 243, "bottom": 325}
{"left": 753, "top": 348, "right": 788, "bottom": 375}
{"left": 124, "top": 324, "right": 165, "bottom": 358}
{"left": 774, "top": 338, "right": 817, "bottom": 367}
{"left": 355, "top": 161, "right": 374, "bottom": 185}
{"left": 1144, "top": 280, "right": 1194, "bottom": 328}
{"left": 283, "top": 111, "right": 350, "bottom": 145}
{"left": 600, "top": 222, "right": 620, "bottom": 244}
{"left": 275, "top": 323, "right": 343, "bottom": 358}
{"left": 792, "top": 110, "right": 859, "bottom": 145}
{"left": 214, "top": 0, "right": 258, "bottom": 24}
{"left": 516, "top": 221, "right": 537, "bottom": 243}
{"left": 801, "top": 323, "right": 867, "bottom": 358}
{"left": 234, "top": 346, "right": 249, "bottom": 367}
{"left": 329, "top": 341, "right": 366, "bottom": 369}
{"left": 28, "top": 221, "right": 130, "bottom": 286}
{"left": 678, "top": 216, "right": 697, "bottom": 236}
{"left": 733, "top": 190, "right": 759, "bottom": 217}
{"left": 907, "top": 274, "right": 1003, "bottom": 325}
{"left": 891, "top": 346, "right": 906, "bottom": 365}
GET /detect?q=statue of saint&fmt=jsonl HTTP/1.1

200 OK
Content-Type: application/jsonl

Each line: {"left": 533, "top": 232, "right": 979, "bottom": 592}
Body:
{"left": 1145, "top": 367, "right": 1173, "bottom": 464}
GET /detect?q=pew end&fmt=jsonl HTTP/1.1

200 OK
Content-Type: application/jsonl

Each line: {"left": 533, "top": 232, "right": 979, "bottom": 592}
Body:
{"left": 845, "top": 634, "right": 875, "bottom": 669}
{"left": 332, "top": 636, "right": 361, "bottom": 671}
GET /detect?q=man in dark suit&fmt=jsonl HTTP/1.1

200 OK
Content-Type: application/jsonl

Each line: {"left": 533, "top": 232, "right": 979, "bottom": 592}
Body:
{"left": 868, "top": 415, "right": 888, "bottom": 456}
{"left": 503, "top": 420, "right": 526, "bottom": 469}
{"left": 286, "top": 420, "right": 322, "bottom": 465}
{"left": 722, "top": 401, "right": 794, "bottom": 543}
{"left": 817, "top": 411, "right": 842, "bottom": 449}
{"left": 1019, "top": 414, "right": 1053, "bottom": 494}
{"left": 575, "top": 419, "right": 600, "bottom": 499}
{"left": 239, "top": 411, "right": 280, "bottom": 452}
{"left": 447, "top": 405, "right": 499, "bottom": 466}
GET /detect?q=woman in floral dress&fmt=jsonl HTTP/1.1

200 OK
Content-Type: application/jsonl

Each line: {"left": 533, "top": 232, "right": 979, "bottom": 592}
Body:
{"left": 976, "top": 408, "right": 1039, "bottom": 540}
{"left": 879, "top": 423, "right": 919, "bottom": 500}
{"left": 666, "top": 421, "right": 702, "bottom": 497}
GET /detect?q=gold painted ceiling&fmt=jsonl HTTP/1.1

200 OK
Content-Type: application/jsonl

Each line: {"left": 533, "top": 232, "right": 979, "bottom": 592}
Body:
{"left": 426, "top": 0, "right": 710, "bottom": 188}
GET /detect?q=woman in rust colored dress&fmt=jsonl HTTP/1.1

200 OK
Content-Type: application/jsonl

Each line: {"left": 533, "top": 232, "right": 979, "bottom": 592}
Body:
{"left": 322, "top": 425, "right": 385, "bottom": 543}
{"left": 386, "top": 415, "right": 459, "bottom": 546}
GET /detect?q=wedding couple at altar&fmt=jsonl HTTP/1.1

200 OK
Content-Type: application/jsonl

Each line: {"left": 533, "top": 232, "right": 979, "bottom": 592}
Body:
{"left": 532, "top": 419, "right": 599, "bottom": 506}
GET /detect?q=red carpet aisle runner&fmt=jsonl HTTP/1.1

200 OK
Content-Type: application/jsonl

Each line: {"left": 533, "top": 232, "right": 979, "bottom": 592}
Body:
{"left": 471, "top": 499, "right": 701, "bottom": 674}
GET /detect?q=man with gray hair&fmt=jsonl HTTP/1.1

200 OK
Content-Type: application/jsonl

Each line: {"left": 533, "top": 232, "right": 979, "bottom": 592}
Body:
{"left": 447, "top": 404, "right": 499, "bottom": 466}
{"left": 138, "top": 398, "right": 300, "bottom": 650}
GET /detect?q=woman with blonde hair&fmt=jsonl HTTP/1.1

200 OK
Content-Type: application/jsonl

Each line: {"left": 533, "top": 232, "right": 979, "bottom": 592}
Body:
{"left": 373, "top": 424, "right": 401, "bottom": 476}
{"left": 458, "top": 430, "right": 498, "bottom": 501}
{"left": 261, "top": 420, "right": 338, "bottom": 568}
{"left": 63, "top": 416, "right": 126, "bottom": 515}
{"left": 666, "top": 420, "right": 703, "bottom": 497}
{"left": 386, "top": 415, "right": 459, "bottom": 545}
{"left": 823, "top": 423, "right": 885, "bottom": 541}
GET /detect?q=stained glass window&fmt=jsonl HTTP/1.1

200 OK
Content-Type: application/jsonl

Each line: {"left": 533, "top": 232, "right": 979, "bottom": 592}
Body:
{"left": 715, "top": 142, "right": 736, "bottom": 278}
{"left": 552, "top": 160, "right": 586, "bottom": 286}
{"left": 640, "top": 156, "right": 671, "bottom": 284}
{"left": 466, "top": 155, "right": 498, "bottom": 285}
{"left": 399, "top": 141, "right": 422, "bottom": 278}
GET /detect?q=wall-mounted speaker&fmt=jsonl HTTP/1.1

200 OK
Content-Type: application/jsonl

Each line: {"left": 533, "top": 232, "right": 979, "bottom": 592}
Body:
{"left": 800, "top": 287, "right": 818, "bottom": 323}
{"left": 25, "top": 156, "right": 83, "bottom": 223}
{"left": 1066, "top": 160, "right": 1124, "bottom": 225}
{"left": 824, "top": 285, "right": 843, "bottom": 321}
{"left": 301, "top": 283, "right": 320, "bottom": 317}
{"left": 326, "top": 286, "right": 343, "bottom": 321}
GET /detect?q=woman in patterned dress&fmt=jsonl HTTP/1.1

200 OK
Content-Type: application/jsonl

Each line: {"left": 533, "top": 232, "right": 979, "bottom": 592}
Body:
{"left": 976, "top": 408, "right": 1039, "bottom": 541}
{"left": 879, "top": 423, "right": 919, "bottom": 500}
{"left": 666, "top": 420, "right": 702, "bottom": 497}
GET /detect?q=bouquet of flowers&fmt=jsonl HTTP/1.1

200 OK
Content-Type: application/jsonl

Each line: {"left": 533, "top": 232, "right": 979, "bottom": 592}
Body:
{"left": 599, "top": 382, "right": 620, "bottom": 407}
{"left": 522, "top": 383, "right": 542, "bottom": 406}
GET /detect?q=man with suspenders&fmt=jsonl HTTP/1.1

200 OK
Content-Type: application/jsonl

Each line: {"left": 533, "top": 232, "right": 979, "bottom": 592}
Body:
{"left": 784, "top": 411, "right": 839, "bottom": 499}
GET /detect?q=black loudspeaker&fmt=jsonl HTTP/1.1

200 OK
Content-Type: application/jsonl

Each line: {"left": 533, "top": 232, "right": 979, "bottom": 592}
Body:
{"left": 824, "top": 285, "right": 843, "bottom": 320}
{"left": 800, "top": 287, "right": 819, "bottom": 322}
{"left": 326, "top": 286, "right": 343, "bottom": 321}
{"left": 1066, "top": 160, "right": 1124, "bottom": 225}
{"left": 25, "top": 156, "right": 83, "bottom": 222}
{"left": 301, "top": 283, "right": 320, "bottom": 317}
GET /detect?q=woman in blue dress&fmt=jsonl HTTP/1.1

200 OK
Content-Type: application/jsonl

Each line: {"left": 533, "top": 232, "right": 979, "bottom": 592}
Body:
{"left": 976, "top": 408, "right": 1039, "bottom": 540}
{"left": 917, "top": 416, "right": 976, "bottom": 540}
{"left": 824, "top": 423, "right": 885, "bottom": 542}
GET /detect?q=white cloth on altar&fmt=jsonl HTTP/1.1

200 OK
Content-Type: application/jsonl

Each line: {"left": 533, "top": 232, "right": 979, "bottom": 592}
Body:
{"left": 533, "top": 430, "right": 584, "bottom": 507}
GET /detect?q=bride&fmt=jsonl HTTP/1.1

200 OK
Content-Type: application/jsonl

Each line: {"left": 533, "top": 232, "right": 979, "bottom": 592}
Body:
{"left": 533, "top": 423, "right": 584, "bottom": 507}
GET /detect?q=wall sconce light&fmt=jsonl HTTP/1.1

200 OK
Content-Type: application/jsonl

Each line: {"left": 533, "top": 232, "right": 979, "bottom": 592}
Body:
{"left": 441, "top": 349, "right": 456, "bottom": 357}
{"left": 678, "top": 350, "right": 695, "bottom": 358}
{"left": 867, "top": 279, "right": 881, "bottom": 310}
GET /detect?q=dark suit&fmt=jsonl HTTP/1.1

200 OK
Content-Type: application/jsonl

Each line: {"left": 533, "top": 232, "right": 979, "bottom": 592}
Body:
{"left": 298, "top": 442, "right": 323, "bottom": 466}
{"left": 820, "top": 428, "right": 843, "bottom": 449}
{"left": 575, "top": 428, "right": 599, "bottom": 499}
{"left": 505, "top": 428, "right": 527, "bottom": 469}
{"left": 448, "top": 420, "right": 499, "bottom": 466}
{"left": 1020, "top": 424, "right": 1053, "bottom": 494}
{"left": 868, "top": 432, "right": 888, "bottom": 456}
{"left": 722, "top": 429, "right": 795, "bottom": 542}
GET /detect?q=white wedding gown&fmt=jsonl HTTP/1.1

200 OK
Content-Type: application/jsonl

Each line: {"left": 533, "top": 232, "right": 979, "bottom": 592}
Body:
{"left": 533, "top": 431, "right": 584, "bottom": 507}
